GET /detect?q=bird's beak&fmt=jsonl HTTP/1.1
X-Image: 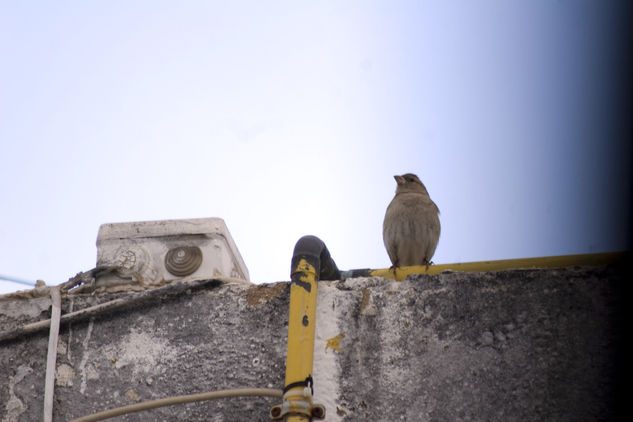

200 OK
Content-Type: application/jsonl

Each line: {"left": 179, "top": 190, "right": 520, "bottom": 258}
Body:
{"left": 394, "top": 175, "right": 405, "bottom": 185}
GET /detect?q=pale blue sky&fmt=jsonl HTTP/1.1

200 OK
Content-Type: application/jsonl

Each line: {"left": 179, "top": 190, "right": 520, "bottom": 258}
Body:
{"left": 1, "top": 1, "right": 630, "bottom": 293}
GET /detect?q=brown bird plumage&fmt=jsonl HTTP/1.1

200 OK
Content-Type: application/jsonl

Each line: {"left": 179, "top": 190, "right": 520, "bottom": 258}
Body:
{"left": 383, "top": 173, "right": 441, "bottom": 268}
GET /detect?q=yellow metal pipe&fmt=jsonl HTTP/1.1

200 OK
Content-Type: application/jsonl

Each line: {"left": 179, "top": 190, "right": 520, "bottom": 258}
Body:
{"left": 283, "top": 258, "right": 319, "bottom": 421}
{"left": 273, "top": 235, "right": 334, "bottom": 420}
{"left": 370, "top": 251, "right": 625, "bottom": 281}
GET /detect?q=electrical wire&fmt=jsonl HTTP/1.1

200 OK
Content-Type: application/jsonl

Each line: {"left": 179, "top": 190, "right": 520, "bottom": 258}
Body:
{"left": 43, "top": 287, "right": 61, "bottom": 422}
{"left": 68, "top": 388, "right": 283, "bottom": 422}
{"left": 0, "top": 274, "right": 35, "bottom": 286}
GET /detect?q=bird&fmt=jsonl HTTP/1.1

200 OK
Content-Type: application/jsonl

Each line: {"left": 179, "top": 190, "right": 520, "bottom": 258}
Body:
{"left": 383, "top": 173, "right": 441, "bottom": 270}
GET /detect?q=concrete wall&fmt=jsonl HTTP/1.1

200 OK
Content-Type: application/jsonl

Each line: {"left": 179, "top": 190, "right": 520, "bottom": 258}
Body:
{"left": 0, "top": 266, "right": 623, "bottom": 421}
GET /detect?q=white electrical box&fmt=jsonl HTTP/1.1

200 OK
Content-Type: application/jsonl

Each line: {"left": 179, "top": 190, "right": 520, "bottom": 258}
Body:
{"left": 95, "top": 217, "right": 249, "bottom": 289}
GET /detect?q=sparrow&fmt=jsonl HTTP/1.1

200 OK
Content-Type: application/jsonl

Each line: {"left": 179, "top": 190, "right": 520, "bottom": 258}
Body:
{"left": 383, "top": 173, "right": 441, "bottom": 269}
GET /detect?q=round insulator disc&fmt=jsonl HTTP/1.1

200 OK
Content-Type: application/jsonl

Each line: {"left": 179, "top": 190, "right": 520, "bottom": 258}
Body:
{"left": 164, "top": 246, "right": 203, "bottom": 276}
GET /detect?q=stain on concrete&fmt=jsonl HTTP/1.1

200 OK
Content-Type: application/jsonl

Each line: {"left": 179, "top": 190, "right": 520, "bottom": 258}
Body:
{"left": 55, "top": 364, "right": 75, "bottom": 387}
{"left": 2, "top": 365, "right": 32, "bottom": 422}
{"left": 325, "top": 333, "right": 345, "bottom": 353}
{"left": 245, "top": 282, "right": 287, "bottom": 307}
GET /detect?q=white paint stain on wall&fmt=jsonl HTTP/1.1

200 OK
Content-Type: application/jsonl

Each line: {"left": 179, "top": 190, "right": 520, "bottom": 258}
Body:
{"left": 2, "top": 365, "right": 32, "bottom": 422}
{"left": 79, "top": 318, "right": 95, "bottom": 394}
{"left": 103, "top": 318, "right": 179, "bottom": 377}
{"left": 314, "top": 281, "right": 350, "bottom": 422}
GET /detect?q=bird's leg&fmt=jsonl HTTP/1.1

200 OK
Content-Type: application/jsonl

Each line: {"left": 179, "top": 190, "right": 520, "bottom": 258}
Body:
{"left": 424, "top": 259, "right": 434, "bottom": 271}
{"left": 390, "top": 259, "right": 400, "bottom": 276}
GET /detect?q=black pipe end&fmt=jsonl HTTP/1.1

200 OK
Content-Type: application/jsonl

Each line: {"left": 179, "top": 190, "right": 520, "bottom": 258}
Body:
{"left": 291, "top": 235, "right": 340, "bottom": 281}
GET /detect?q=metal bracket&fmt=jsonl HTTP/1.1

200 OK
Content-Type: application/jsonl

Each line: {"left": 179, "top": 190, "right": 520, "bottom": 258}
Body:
{"left": 270, "top": 401, "right": 325, "bottom": 420}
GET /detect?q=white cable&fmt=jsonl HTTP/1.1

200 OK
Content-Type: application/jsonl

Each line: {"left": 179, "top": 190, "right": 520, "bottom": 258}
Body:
{"left": 43, "top": 287, "right": 61, "bottom": 422}
{"left": 69, "top": 388, "right": 283, "bottom": 422}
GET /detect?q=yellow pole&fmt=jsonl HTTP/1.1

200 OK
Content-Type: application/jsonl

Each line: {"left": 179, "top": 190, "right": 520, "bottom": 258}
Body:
{"left": 370, "top": 251, "right": 625, "bottom": 281}
{"left": 283, "top": 258, "right": 319, "bottom": 421}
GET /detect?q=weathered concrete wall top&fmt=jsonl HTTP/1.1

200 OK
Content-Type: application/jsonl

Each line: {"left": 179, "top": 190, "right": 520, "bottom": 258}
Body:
{"left": 0, "top": 265, "right": 624, "bottom": 421}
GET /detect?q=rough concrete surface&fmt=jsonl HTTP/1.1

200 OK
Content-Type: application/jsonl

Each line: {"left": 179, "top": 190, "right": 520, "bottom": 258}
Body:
{"left": 0, "top": 265, "right": 624, "bottom": 421}
{"left": 1, "top": 281, "right": 288, "bottom": 422}
{"left": 319, "top": 268, "right": 622, "bottom": 422}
